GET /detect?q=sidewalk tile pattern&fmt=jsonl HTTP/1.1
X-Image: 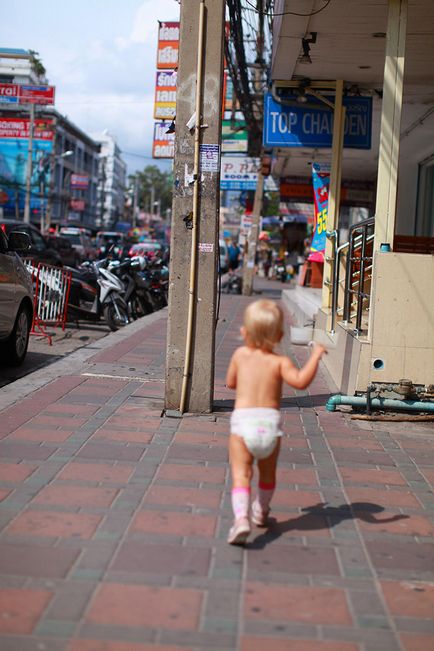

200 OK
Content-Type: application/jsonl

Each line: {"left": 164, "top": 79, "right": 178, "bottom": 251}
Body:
{"left": 0, "top": 281, "right": 433, "bottom": 650}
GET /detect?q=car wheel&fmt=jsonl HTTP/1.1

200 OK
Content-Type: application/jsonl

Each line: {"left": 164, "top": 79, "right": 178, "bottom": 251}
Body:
{"left": 3, "top": 304, "right": 31, "bottom": 366}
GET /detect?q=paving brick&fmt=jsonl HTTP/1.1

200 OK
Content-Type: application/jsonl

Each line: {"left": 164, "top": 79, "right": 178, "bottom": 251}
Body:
{"left": 399, "top": 632, "right": 434, "bottom": 650}
{"left": 167, "top": 444, "right": 228, "bottom": 462}
{"left": 357, "top": 512, "right": 434, "bottom": 537}
{"left": 245, "top": 582, "right": 352, "bottom": 625}
{"left": 0, "top": 463, "right": 37, "bottom": 482}
{"left": 345, "top": 486, "right": 421, "bottom": 509}
{"left": 76, "top": 442, "right": 146, "bottom": 462}
{"left": 0, "top": 587, "right": 52, "bottom": 634}
{"left": 34, "top": 484, "right": 118, "bottom": 508}
{"left": 156, "top": 463, "right": 226, "bottom": 484}
{"left": 7, "top": 428, "right": 74, "bottom": 442}
{"left": 366, "top": 540, "right": 434, "bottom": 576}
{"left": 7, "top": 510, "right": 102, "bottom": 539}
{"left": 0, "top": 442, "right": 57, "bottom": 460}
{"left": 340, "top": 467, "right": 407, "bottom": 486}
{"left": 247, "top": 543, "right": 340, "bottom": 576}
{"left": 276, "top": 468, "right": 318, "bottom": 485}
{"left": 144, "top": 485, "right": 222, "bottom": 509}
{"left": 271, "top": 490, "right": 323, "bottom": 508}
{"left": 86, "top": 582, "right": 203, "bottom": 630}
{"left": 58, "top": 462, "right": 134, "bottom": 483}
{"left": 0, "top": 543, "right": 79, "bottom": 578}
{"left": 93, "top": 429, "right": 154, "bottom": 444}
{"left": 131, "top": 510, "right": 217, "bottom": 537}
{"left": 240, "top": 638, "right": 359, "bottom": 651}
{"left": 380, "top": 580, "right": 434, "bottom": 618}
{"left": 112, "top": 541, "right": 211, "bottom": 576}
{"left": 67, "top": 641, "right": 191, "bottom": 651}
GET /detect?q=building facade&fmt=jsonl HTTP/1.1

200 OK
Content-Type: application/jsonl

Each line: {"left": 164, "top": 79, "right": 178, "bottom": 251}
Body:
{"left": 91, "top": 131, "right": 127, "bottom": 229}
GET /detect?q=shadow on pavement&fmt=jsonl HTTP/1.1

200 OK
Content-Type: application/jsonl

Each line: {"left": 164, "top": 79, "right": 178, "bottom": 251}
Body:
{"left": 249, "top": 502, "right": 410, "bottom": 549}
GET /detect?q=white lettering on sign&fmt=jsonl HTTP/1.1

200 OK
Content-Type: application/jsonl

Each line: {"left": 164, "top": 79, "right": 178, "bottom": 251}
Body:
{"left": 270, "top": 111, "right": 297, "bottom": 133}
{"left": 155, "top": 90, "right": 177, "bottom": 103}
{"left": 156, "top": 72, "right": 177, "bottom": 87}
{"left": 345, "top": 113, "right": 367, "bottom": 136}
{"left": 159, "top": 24, "right": 180, "bottom": 41}
{"left": 158, "top": 46, "right": 178, "bottom": 65}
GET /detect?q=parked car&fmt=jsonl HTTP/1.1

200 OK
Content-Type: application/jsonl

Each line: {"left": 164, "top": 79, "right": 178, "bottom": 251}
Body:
{"left": 59, "top": 227, "right": 96, "bottom": 263}
{"left": 0, "top": 227, "right": 34, "bottom": 365}
{"left": 0, "top": 220, "right": 62, "bottom": 267}
{"left": 96, "top": 231, "right": 125, "bottom": 259}
{"left": 45, "top": 234, "right": 81, "bottom": 267}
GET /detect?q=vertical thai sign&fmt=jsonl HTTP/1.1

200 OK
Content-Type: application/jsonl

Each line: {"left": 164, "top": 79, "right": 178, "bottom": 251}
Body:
{"left": 308, "top": 162, "right": 330, "bottom": 263}
{"left": 154, "top": 70, "right": 177, "bottom": 119}
{"left": 157, "top": 21, "right": 180, "bottom": 69}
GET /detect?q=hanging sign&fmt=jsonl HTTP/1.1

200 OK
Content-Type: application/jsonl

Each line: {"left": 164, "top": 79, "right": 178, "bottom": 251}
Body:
{"left": 221, "top": 119, "right": 248, "bottom": 153}
{"left": 157, "top": 21, "right": 179, "bottom": 69}
{"left": 263, "top": 93, "right": 372, "bottom": 150}
{"left": 152, "top": 122, "right": 175, "bottom": 159}
{"left": 308, "top": 162, "right": 330, "bottom": 263}
{"left": 220, "top": 156, "right": 260, "bottom": 190}
{"left": 154, "top": 70, "right": 177, "bottom": 119}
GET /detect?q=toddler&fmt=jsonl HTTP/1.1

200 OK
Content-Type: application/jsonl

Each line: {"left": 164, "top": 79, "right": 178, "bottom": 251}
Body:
{"left": 226, "top": 299, "right": 326, "bottom": 545}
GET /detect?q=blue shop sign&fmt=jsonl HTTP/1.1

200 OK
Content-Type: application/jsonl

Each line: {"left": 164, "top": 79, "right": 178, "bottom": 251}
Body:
{"left": 263, "top": 93, "right": 372, "bottom": 150}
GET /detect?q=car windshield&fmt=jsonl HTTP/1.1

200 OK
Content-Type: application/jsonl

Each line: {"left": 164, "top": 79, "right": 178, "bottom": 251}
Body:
{"left": 61, "top": 233, "right": 81, "bottom": 244}
{"left": 98, "top": 234, "right": 122, "bottom": 245}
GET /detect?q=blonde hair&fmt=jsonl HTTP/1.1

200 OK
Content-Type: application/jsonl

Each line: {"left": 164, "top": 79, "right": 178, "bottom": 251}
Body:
{"left": 243, "top": 299, "right": 283, "bottom": 350}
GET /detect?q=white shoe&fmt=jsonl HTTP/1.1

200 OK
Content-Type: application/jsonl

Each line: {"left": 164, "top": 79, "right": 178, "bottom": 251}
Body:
{"left": 227, "top": 517, "right": 251, "bottom": 545}
{"left": 251, "top": 500, "right": 269, "bottom": 527}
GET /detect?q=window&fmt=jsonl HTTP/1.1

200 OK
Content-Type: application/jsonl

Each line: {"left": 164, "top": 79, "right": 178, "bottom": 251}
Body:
{"left": 415, "top": 155, "right": 434, "bottom": 237}
{"left": 29, "top": 228, "right": 47, "bottom": 252}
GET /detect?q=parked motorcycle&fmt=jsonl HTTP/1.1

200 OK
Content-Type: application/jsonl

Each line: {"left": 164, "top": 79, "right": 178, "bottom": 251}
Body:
{"left": 109, "top": 256, "right": 169, "bottom": 317}
{"left": 66, "top": 259, "right": 129, "bottom": 331}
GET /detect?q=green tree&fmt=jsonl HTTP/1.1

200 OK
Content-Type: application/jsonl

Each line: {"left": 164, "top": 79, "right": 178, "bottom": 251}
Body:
{"left": 129, "top": 165, "right": 173, "bottom": 216}
{"left": 28, "top": 50, "right": 46, "bottom": 78}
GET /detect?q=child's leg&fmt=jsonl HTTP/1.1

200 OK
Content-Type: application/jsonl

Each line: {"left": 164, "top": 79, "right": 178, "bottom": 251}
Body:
{"left": 229, "top": 433, "right": 254, "bottom": 520}
{"left": 253, "top": 439, "right": 281, "bottom": 524}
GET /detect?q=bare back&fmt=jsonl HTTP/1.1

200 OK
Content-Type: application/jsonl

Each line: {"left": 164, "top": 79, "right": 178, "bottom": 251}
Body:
{"left": 227, "top": 346, "right": 283, "bottom": 409}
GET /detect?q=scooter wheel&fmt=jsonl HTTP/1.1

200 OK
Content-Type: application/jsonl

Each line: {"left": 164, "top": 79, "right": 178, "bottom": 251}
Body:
{"left": 104, "top": 303, "right": 129, "bottom": 331}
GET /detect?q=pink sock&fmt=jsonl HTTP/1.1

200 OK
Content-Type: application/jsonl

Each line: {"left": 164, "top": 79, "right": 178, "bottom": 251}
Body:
{"left": 231, "top": 487, "right": 251, "bottom": 520}
{"left": 257, "top": 480, "right": 275, "bottom": 511}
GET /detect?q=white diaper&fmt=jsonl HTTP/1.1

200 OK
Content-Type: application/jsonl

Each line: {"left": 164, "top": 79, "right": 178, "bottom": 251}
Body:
{"left": 230, "top": 408, "right": 283, "bottom": 460}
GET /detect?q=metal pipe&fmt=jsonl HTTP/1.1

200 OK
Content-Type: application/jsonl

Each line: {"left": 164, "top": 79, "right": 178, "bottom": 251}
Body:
{"left": 326, "top": 394, "right": 434, "bottom": 413}
{"left": 179, "top": 0, "right": 206, "bottom": 415}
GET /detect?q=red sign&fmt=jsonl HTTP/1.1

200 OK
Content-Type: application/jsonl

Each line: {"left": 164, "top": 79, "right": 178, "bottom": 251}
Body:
{"left": 70, "top": 199, "right": 85, "bottom": 211}
{"left": 0, "top": 117, "right": 54, "bottom": 140}
{"left": 157, "top": 21, "right": 179, "bottom": 69}
{"left": 0, "top": 83, "right": 55, "bottom": 105}
{"left": 70, "top": 174, "right": 89, "bottom": 189}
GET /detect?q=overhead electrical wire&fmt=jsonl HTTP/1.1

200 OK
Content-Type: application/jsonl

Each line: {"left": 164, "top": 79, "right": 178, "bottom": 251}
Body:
{"left": 243, "top": 0, "right": 332, "bottom": 17}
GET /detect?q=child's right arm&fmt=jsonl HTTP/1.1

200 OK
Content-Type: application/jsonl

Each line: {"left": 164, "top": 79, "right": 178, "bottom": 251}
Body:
{"left": 280, "top": 344, "right": 327, "bottom": 390}
{"left": 226, "top": 349, "right": 239, "bottom": 389}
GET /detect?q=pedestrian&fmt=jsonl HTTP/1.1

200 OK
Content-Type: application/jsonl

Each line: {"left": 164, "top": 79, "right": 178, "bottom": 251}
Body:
{"left": 225, "top": 299, "right": 327, "bottom": 545}
{"left": 227, "top": 240, "right": 241, "bottom": 273}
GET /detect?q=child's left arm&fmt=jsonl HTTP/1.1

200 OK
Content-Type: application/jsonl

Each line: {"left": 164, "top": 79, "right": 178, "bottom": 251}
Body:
{"left": 226, "top": 350, "right": 238, "bottom": 389}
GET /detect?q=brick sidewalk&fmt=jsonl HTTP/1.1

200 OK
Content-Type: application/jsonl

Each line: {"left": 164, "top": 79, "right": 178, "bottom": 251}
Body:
{"left": 0, "top": 282, "right": 433, "bottom": 651}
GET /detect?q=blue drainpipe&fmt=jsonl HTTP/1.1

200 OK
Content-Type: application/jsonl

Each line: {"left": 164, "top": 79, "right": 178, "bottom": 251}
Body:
{"left": 326, "top": 394, "right": 434, "bottom": 413}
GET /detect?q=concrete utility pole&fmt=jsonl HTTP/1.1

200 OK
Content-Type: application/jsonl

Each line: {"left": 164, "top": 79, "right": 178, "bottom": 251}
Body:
{"left": 242, "top": 170, "right": 264, "bottom": 295}
{"left": 242, "top": 0, "right": 265, "bottom": 296}
{"left": 24, "top": 103, "right": 35, "bottom": 223}
{"left": 165, "top": 0, "right": 225, "bottom": 413}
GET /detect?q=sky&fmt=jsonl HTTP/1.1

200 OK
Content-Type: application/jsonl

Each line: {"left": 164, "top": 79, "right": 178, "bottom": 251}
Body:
{"left": 0, "top": 0, "right": 180, "bottom": 174}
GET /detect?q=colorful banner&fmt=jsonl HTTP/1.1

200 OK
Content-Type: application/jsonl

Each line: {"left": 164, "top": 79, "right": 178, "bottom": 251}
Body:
{"left": 0, "top": 83, "right": 55, "bottom": 105}
{"left": 0, "top": 118, "right": 53, "bottom": 215}
{"left": 308, "top": 162, "right": 330, "bottom": 263}
{"left": 154, "top": 70, "right": 177, "bottom": 120}
{"left": 152, "top": 122, "right": 175, "bottom": 159}
{"left": 157, "top": 21, "right": 179, "bottom": 69}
